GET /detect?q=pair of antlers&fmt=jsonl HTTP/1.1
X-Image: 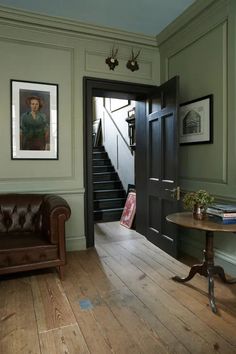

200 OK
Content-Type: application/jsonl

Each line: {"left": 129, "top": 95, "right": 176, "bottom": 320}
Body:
{"left": 106, "top": 46, "right": 141, "bottom": 71}
{"left": 110, "top": 47, "right": 141, "bottom": 61}
{"left": 130, "top": 49, "right": 141, "bottom": 61}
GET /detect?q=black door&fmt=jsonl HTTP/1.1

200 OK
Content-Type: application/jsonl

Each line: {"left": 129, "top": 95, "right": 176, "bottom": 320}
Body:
{"left": 136, "top": 76, "right": 180, "bottom": 257}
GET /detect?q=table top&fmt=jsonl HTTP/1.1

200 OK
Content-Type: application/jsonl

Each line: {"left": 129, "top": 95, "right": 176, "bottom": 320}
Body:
{"left": 166, "top": 212, "right": 236, "bottom": 232}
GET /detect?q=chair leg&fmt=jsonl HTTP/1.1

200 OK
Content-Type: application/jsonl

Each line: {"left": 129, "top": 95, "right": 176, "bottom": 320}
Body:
{"left": 57, "top": 265, "right": 64, "bottom": 280}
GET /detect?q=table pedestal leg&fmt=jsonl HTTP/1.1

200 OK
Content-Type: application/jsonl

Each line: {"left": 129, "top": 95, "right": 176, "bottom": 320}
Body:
{"left": 207, "top": 267, "right": 217, "bottom": 313}
{"left": 211, "top": 265, "right": 236, "bottom": 284}
{"left": 172, "top": 263, "right": 207, "bottom": 282}
{"left": 173, "top": 231, "right": 218, "bottom": 313}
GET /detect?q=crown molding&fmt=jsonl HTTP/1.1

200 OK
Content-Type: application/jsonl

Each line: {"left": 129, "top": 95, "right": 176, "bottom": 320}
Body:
{"left": 156, "top": 0, "right": 222, "bottom": 46}
{"left": 0, "top": 5, "right": 157, "bottom": 47}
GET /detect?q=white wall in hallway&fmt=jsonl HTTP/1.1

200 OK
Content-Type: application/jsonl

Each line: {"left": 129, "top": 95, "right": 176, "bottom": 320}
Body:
{"left": 94, "top": 97, "right": 135, "bottom": 192}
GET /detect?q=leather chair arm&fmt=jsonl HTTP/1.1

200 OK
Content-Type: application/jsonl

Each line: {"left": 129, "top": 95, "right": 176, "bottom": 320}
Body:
{"left": 42, "top": 195, "right": 71, "bottom": 244}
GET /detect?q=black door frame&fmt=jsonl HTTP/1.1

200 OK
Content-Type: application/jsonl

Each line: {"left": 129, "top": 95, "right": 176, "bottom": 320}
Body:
{"left": 83, "top": 76, "right": 156, "bottom": 247}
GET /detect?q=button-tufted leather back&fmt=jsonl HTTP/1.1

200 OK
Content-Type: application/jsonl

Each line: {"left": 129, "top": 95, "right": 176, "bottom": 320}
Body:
{"left": 0, "top": 194, "right": 44, "bottom": 233}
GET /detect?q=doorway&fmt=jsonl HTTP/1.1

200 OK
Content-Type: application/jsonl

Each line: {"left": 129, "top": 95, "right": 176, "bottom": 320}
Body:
{"left": 83, "top": 77, "right": 156, "bottom": 248}
{"left": 92, "top": 96, "right": 135, "bottom": 223}
{"left": 84, "top": 76, "right": 180, "bottom": 257}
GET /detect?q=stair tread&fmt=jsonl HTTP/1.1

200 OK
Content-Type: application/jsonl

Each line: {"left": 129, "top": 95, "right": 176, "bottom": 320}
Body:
{"left": 93, "top": 171, "right": 117, "bottom": 175}
{"left": 93, "top": 158, "right": 110, "bottom": 160}
{"left": 93, "top": 169, "right": 114, "bottom": 172}
{"left": 94, "top": 189, "right": 124, "bottom": 192}
{"left": 93, "top": 147, "right": 126, "bottom": 222}
{"left": 95, "top": 197, "right": 126, "bottom": 202}
{"left": 94, "top": 180, "right": 120, "bottom": 184}
{"left": 93, "top": 168, "right": 114, "bottom": 170}
{"left": 93, "top": 155, "right": 108, "bottom": 158}
{"left": 94, "top": 207, "right": 124, "bottom": 213}
{"left": 93, "top": 164, "right": 114, "bottom": 169}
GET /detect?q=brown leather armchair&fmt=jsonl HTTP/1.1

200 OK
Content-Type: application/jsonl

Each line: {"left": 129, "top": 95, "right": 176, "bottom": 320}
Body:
{"left": 0, "top": 194, "right": 71, "bottom": 278}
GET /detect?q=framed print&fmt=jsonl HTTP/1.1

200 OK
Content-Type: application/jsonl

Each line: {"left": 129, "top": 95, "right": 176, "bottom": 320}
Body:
{"left": 179, "top": 94, "right": 213, "bottom": 145}
{"left": 11, "top": 80, "right": 58, "bottom": 159}
{"left": 120, "top": 191, "right": 136, "bottom": 229}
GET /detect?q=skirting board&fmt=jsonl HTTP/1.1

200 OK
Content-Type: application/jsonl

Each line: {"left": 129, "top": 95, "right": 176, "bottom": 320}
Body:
{"left": 180, "top": 237, "right": 236, "bottom": 277}
{"left": 66, "top": 236, "right": 86, "bottom": 252}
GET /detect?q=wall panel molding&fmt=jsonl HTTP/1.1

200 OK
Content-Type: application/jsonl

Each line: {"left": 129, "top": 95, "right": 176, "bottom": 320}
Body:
{"left": 85, "top": 50, "right": 153, "bottom": 81}
{"left": 0, "top": 180, "right": 85, "bottom": 194}
{"left": 0, "top": 35, "right": 81, "bottom": 191}
{"left": 66, "top": 236, "right": 86, "bottom": 251}
{"left": 166, "top": 22, "right": 228, "bottom": 185}
{"left": 157, "top": 0, "right": 227, "bottom": 48}
{"left": 157, "top": 0, "right": 236, "bottom": 276}
{"left": 0, "top": 4, "right": 160, "bottom": 251}
{"left": 0, "top": 5, "right": 157, "bottom": 47}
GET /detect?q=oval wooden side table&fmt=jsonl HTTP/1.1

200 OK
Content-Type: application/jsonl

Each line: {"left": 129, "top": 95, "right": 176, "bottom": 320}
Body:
{"left": 166, "top": 212, "right": 236, "bottom": 313}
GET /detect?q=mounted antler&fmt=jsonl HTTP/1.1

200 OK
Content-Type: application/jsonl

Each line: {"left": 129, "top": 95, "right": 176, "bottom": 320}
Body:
{"left": 127, "top": 49, "right": 141, "bottom": 72}
{"left": 105, "top": 46, "right": 119, "bottom": 70}
{"left": 111, "top": 47, "right": 118, "bottom": 59}
{"left": 133, "top": 49, "right": 141, "bottom": 61}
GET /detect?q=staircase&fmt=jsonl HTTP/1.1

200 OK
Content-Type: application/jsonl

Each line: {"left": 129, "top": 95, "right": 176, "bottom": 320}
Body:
{"left": 93, "top": 146, "right": 126, "bottom": 222}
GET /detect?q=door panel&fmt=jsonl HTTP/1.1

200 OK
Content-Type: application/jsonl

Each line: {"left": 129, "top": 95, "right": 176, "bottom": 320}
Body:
{"left": 149, "top": 115, "right": 161, "bottom": 178}
{"left": 163, "top": 114, "right": 175, "bottom": 180}
{"left": 135, "top": 100, "right": 148, "bottom": 236}
{"left": 146, "top": 76, "right": 180, "bottom": 258}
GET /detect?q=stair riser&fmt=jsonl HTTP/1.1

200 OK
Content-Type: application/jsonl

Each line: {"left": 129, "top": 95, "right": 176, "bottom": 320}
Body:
{"left": 93, "top": 159, "right": 111, "bottom": 166}
{"left": 92, "top": 146, "right": 126, "bottom": 223}
{"left": 93, "top": 152, "right": 108, "bottom": 159}
{"left": 94, "top": 199, "right": 125, "bottom": 209}
{"left": 93, "top": 173, "right": 118, "bottom": 182}
{"left": 94, "top": 190, "right": 126, "bottom": 199}
{"left": 93, "top": 166, "right": 114, "bottom": 173}
{"left": 94, "top": 181, "right": 122, "bottom": 190}
{"left": 94, "top": 210, "right": 123, "bottom": 222}
{"left": 93, "top": 147, "right": 105, "bottom": 152}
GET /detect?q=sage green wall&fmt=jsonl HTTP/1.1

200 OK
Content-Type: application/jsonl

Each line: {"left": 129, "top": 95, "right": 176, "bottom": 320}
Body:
{"left": 0, "top": 6, "right": 159, "bottom": 251}
{"left": 158, "top": 0, "right": 236, "bottom": 275}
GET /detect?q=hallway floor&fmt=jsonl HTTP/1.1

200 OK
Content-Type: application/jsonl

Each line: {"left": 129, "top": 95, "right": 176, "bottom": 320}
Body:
{"left": 0, "top": 221, "right": 236, "bottom": 353}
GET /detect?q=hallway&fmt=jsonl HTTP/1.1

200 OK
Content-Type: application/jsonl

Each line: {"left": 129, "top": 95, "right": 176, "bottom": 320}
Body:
{"left": 1, "top": 222, "right": 236, "bottom": 353}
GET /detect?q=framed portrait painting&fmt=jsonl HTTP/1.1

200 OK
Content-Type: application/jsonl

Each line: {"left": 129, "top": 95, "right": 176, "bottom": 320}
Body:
{"left": 11, "top": 80, "right": 58, "bottom": 159}
{"left": 179, "top": 94, "right": 213, "bottom": 145}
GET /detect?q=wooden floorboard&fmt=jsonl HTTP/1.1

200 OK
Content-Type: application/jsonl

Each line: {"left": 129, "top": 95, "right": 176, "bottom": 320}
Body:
{"left": 0, "top": 221, "right": 236, "bottom": 353}
{"left": 0, "top": 278, "right": 41, "bottom": 354}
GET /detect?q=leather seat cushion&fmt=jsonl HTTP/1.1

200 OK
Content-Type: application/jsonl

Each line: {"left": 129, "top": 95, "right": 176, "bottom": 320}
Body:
{"left": 0, "top": 232, "right": 50, "bottom": 250}
{"left": 0, "top": 232, "right": 58, "bottom": 267}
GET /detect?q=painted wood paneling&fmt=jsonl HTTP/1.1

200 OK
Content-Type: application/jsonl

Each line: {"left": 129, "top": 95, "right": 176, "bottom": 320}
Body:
{"left": 0, "top": 6, "right": 159, "bottom": 251}
{"left": 157, "top": 0, "right": 236, "bottom": 275}
{"left": 168, "top": 23, "right": 227, "bottom": 184}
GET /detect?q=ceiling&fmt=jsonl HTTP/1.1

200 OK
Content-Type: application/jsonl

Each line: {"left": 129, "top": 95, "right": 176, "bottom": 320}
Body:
{"left": 0, "top": 0, "right": 196, "bottom": 36}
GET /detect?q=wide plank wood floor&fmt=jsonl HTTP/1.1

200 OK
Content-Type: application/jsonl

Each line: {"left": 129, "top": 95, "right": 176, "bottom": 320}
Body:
{"left": 1, "top": 221, "right": 236, "bottom": 353}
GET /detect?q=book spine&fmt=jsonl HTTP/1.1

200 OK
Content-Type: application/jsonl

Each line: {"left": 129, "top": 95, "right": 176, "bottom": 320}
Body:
{"left": 208, "top": 215, "right": 236, "bottom": 224}
{"left": 209, "top": 205, "right": 236, "bottom": 213}
{"left": 207, "top": 211, "right": 236, "bottom": 218}
{"left": 218, "top": 219, "right": 236, "bottom": 224}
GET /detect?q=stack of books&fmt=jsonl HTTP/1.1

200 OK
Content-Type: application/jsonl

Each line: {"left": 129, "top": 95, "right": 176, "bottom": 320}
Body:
{"left": 206, "top": 203, "right": 236, "bottom": 224}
